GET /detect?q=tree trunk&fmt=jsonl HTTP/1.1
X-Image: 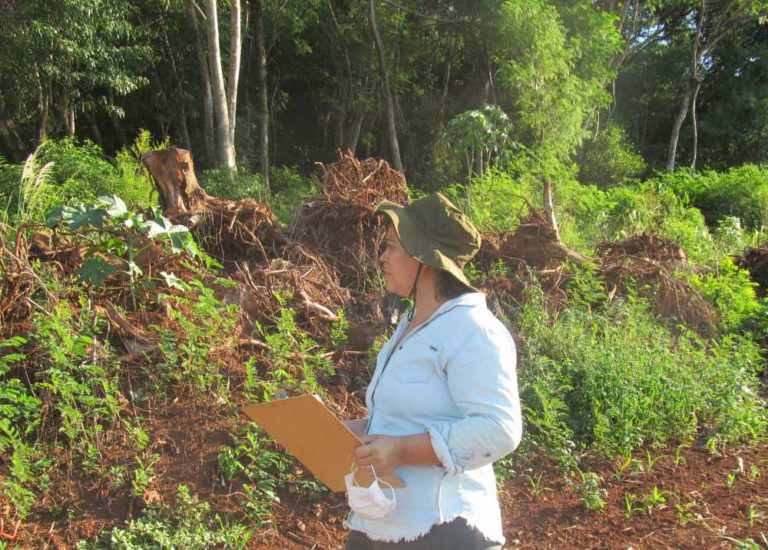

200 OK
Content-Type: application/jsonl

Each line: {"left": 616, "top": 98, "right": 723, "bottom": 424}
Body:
{"left": 36, "top": 68, "right": 48, "bottom": 144}
{"left": 368, "top": 0, "right": 403, "bottom": 173}
{"left": 187, "top": 0, "right": 216, "bottom": 165}
{"left": 665, "top": 82, "right": 692, "bottom": 172}
{"left": 0, "top": 117, "right": 27, "bottom": 161}
{"left": 227, "top": 0, "right": 242, "bottom": 146}
{"left": 85, "top": 111, "right": 103, "bottom": 148}
{"left": 689, "top": 77, "right": 703, "bottom": 175}
{"left": 205, "top": 0, "right": 237, "bottom": 171}
{"left": 543, "top": 179, "right": 561, "bottom": 242}
{"left": 108, "top": 90, "right": 128, "bottom": 148}
{"left": 254, "top": 0, "right": 269, "bottom": 191}
{"left": 431, "top": 36, "right": 454, "bottom": 163}
{"left": 141, "top": 148, "right": 209, "bottom": 212}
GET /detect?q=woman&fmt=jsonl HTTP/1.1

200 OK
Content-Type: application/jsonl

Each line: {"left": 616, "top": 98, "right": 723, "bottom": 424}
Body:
{"left": 344, "top": 193, "right": 522, "bottom": 550}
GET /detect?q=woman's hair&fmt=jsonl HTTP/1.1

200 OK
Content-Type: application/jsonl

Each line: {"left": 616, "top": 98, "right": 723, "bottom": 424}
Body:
{"left": 436, "top": 269, "right": 470, "bottom": 300}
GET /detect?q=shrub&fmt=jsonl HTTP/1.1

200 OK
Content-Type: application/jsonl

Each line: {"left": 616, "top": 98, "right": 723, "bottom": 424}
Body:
{"left": 686, "top": 257, "right": 763, "bottom": 333}
{"left": 199, "top": 167, "right": 266, "bottom": 202}
{"left": 103, "top": 484, "right": 252, "bottom": 549}
{"left": 659, "top": 165, "right": 768, "bottom": 233}
{"left": 514, "top": 277, "right": 767, "bottom": 467}
{"left": 579, "top": 122, "right": 646, "bottom": 188}
{"left": 269, "top": 166, "right": 314, "bottom": 226}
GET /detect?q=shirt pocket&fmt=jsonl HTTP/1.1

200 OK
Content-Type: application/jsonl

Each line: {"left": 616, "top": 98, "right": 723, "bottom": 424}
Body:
{"left": 393, "top": 335, "right": 442, "bottom": 384}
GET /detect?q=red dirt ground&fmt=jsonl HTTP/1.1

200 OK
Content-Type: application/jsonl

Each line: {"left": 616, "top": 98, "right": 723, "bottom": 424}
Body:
{"left": 254, "top": 442, "right": 768, "bottom": 549}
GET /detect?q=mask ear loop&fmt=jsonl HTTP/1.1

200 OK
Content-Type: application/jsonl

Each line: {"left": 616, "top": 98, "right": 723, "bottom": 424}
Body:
{"left": 349, "top": 462, "right": 395, "bottom": 496}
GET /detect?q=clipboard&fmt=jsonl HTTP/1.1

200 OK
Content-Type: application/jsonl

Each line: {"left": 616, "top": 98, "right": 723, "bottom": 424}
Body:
{"left": 241, "top": 394, "right": 405, "bottom": 492}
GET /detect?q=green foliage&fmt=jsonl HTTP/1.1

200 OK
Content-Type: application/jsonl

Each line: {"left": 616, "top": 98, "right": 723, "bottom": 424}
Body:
{"left": 269, "top": 166, "right": 315, "bottom": 226}
{"left": 200, "top": 168, "right": 267, "bottom": 202}
{"left": 46, "top": 195, "right": 214, "bottom": 307}
{"left": 515, "top": 276, "right": 767, "bottom": 467}
{"left": 442, "top": 105, "right": 517, "bottom": 182}
{"left": 446, "top": 169, "right": 531, "bottom": 232}
{"left": 37, "top": 138, "right": 123, "bottom": 207}
{"left": 250, "top": 293, "right": 335, "bottom": 400}
{"left": 660, "top": 165, "right": 768, "bottom": 234}
{"left": 104, "top": 485, "right": 252, "bottom": 549}
{"left": 574, "top": 468, "right": 607, "bottom": 513}
{"left": 155, "top": 279, "right": 238, "bottom": 398}
{"left": 217, "top": 429, "right": 292, "bottom": 525}
{"left": 686, "top": 257, "right": 763, "bottom": 333}
{"left": 114, "top": 130, "right": 169, "bottom": 209}
{"left": 598, "top": 181, "right": 716, "bottom": 262}
{"left": 579, "top": 123, "right": 647, "bottom": 188}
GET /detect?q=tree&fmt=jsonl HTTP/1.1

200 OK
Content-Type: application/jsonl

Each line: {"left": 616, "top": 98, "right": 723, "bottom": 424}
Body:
{"left": 0, "top": 0, "right": 148, "bottom": 151}
{"left": 661, "top": 0, "right": 768, "bottom": 172}
{"left": 368, "top": 0, "right": 403, "bottom": 173}
{"left": 203, "top": 0, "right": 239, "bottom": 171}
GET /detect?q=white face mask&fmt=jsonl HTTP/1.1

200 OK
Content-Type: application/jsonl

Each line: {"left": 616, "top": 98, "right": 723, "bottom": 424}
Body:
{"left": 345, "top": 466, "right": 396, "bottom": 520}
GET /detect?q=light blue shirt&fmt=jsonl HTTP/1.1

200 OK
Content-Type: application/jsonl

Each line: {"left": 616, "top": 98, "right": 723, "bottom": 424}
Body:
{"left": 346, "top": 292, "right": 522, "bottom": 543}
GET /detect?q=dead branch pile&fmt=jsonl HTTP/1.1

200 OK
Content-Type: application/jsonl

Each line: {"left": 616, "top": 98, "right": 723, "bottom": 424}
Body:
{"left": 290, "top": 151, "right": 408, "bottom": 287}
{"left": 224, "top": 245, "right": 351, "bottom": 338}
{"left": 737, "top": 244, "right": 768, "bottom": 297}
{"left": 598, "top": 234, "right": 718, "bottom": 334}
{"left": 477, "top": 210, "right": 586, "bottom": 271}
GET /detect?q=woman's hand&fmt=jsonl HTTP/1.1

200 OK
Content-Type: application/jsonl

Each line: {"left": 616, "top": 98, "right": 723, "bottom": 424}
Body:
{"left": 352, "top": 433, "right": 440, "bottom": 475}
{"left": 352, "top": 435, "right": 405, "bottom": 475}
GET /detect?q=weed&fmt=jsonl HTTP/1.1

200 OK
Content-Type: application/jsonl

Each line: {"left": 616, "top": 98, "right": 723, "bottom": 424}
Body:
{"left": 747, "top": 504, "right": 766, "bottom": 527}
{"left": 574, "top": 468, "right": 607, "bottom": 513}
{"left": 105, "top": 484, "right": 252, "bottom": 548}
{"left": 720, "top": 532, "right": 768, "bottom": 549}
{"left": 522, "top": 471, "right": 549, "bottom": 496}
{"left": 641, "top": 486, "right": 671, "bottom": 513}
{"left": 623, "top": 493, "right": 641, "bottom": 519}
{"left": 675, "top": 502, "right": 700, "bottom": 525}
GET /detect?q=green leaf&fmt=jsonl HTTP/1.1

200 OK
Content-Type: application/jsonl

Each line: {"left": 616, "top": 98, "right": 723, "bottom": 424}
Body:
{"left": 160, "top": 271, "right": 186, "bottom": 291}
{"left": 75, "top": 257, "right": 119, "bottom": 286}
{"left": 98, "top": 195, "right": 127, "bottom": 217}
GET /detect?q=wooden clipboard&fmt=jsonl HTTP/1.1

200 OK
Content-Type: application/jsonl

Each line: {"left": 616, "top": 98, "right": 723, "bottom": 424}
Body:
{"left": 241, "top": 394, "right": 404, "bottom": 492}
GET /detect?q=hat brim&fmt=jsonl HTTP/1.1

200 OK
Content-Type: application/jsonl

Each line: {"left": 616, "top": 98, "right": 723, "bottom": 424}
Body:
{"left": 374, "top": 201, "right": 479, "bottom": 292}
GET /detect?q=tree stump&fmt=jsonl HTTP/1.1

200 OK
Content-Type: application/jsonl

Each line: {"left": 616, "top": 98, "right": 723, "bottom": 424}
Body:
{"left": 141, "top": 148, "right": 209, "bottom": 212}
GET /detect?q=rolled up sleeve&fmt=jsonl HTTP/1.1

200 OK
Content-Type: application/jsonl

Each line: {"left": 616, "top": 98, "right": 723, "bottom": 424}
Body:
{"left": 425, "top": 324, "right": 522, "bottom": 476}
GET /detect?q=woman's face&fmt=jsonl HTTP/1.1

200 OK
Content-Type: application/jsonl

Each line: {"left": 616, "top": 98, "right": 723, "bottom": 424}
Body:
{"left": 379, "top": 226, "right": 421, "bottom": 297}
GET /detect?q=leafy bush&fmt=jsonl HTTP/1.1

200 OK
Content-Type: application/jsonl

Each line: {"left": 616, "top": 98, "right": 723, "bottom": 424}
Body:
{"left": 114, "top": 130, "right": 167, "bottom": 210}
{"left": 659, "top": 165, "right": 768, "bottom": 233}
{"left": 514, "top": 277, "right": 767, "bottom": 468}
{"left": 36, "top": 138, "right": 122, "bottom": 206}
{"left": 199, "top": 167, "right": 267, "bottom": 202}
{"left": 686, "top": 257, "right": 763, "bottom": 333}
{"left": 269, "top": 166, "right": 314, "bottom": 226}
{"left": 578, "top": 122, "right": 646, "bottom": 188}
{"left": 445, "top": 169, "right": 532, "bottom": 232}
{"left": 598, "top": 181, "right": 716, "bottom": 262}
{"left": 103, "top": 485, "right": 252, "bottom": 549}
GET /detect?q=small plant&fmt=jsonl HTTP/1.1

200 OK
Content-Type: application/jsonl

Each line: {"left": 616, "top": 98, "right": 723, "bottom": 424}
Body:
{"left": 623, "top": 493, "right": 641, "bottom": 519}
{"left": 675, "top": 501, "right": 699, "bottom": 525}
{"left": 641, "top": 485, "right": 670, "bottom": 513}
{"left": 522, "top": 471, "right": 548, "bottom": 496}
{"left": 747, "top": 504, "right": 765, "bottom": 528}
{"left": 107, "top": 484, "right": 253, "bottom": 549}
{"left": 575, "top": 468, "right": 607, "bottom": 513}
{"left": 131, "top": 453, "right": 159, "bottom": 498}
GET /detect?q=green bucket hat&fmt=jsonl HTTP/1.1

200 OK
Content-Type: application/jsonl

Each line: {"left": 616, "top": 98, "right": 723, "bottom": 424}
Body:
{"left": 374, "top": 192, "right": 482, "bottom": 291}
